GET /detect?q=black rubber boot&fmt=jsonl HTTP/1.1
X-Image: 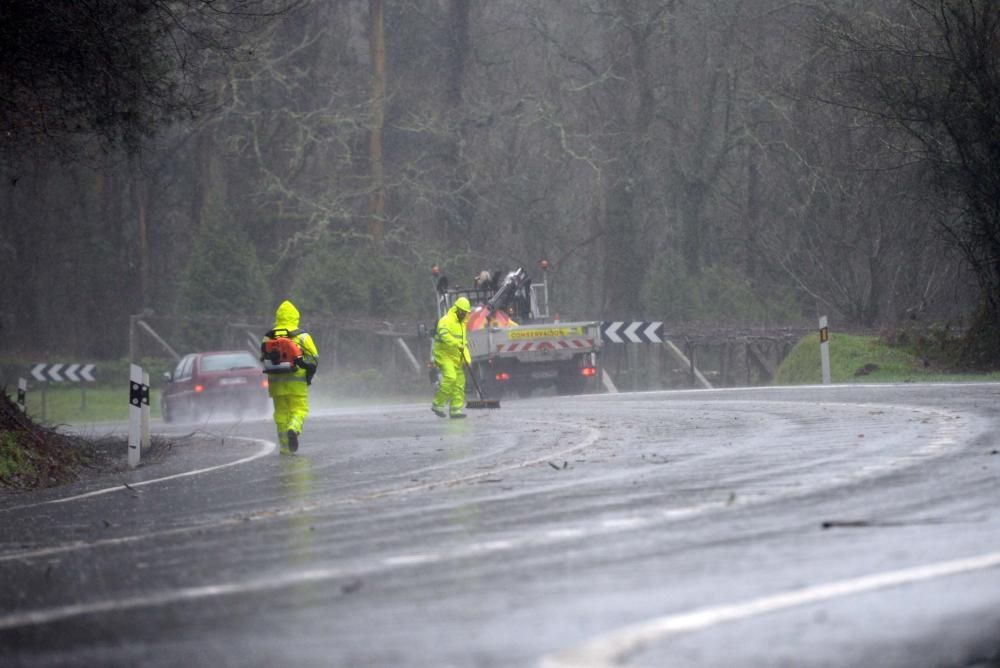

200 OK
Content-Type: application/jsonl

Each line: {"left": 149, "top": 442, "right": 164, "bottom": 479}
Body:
{"left": 287, "top": 430, "right": 299, "bottom": 453}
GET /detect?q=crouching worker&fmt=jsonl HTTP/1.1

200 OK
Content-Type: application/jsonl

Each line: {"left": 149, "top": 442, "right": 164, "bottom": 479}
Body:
{"left": 261, "top": 300, "right": 319, "bottom": 453}
{"left": 431, "top": 296, "right": 471, "bottom": 419}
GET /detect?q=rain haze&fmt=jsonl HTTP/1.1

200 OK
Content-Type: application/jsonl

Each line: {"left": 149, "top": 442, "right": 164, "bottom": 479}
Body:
{"left": 1, "top": 1, "right": 999, "bottom": 666}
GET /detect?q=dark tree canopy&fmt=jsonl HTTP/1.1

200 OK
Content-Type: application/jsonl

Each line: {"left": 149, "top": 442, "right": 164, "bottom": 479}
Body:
{"left": 0, "top": 0, "right": 298, "bottom": 155}
{"left": 821, "top": 0, "right": 1000, "bottom": 367}
{"left": 0, "top": 0, "right": 994, "bottom": 370}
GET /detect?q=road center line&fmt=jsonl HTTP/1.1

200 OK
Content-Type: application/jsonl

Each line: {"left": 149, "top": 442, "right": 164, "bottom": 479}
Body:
{"left": 539, "top": 550, "right": 1000, "bottom": 668}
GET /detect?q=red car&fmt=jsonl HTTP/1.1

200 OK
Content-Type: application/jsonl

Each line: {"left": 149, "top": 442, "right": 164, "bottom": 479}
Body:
{"left": 160, "top": 351, "right": 270, "bottom": 422}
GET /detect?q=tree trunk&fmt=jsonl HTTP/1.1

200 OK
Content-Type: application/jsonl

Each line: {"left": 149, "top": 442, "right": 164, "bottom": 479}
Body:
{"left": 745, "top": 138, "right": 761, "bottom": 280}
{"left": 603, "top": 177, "right": 642, "bottom": 318}
{"left": 601, "top": 5, "right": 656, "bottom": 318}
{"left": 368, "top": 0, "right": 386, "bottom": 250}
{"left": 445, "top": 0, "right": 473, "bottom": 246}
{"left": 131, "top": 155, "right": 149, "bottom": 310}
{"left": 681, "top": 179, "right": 706, "bottom": 276}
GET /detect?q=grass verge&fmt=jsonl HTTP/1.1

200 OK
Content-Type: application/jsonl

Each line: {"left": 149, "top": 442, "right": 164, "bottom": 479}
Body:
{"left": 775, "top": 332, "right": 1000, "bottom": 385}
{"left": 22, "top": 386, "right": 162, "bottom": 425}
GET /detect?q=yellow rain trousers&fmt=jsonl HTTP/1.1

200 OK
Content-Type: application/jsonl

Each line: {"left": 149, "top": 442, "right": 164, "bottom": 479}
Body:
{"left": 264, "top": 301, "right": 319, "bottom": 448}
{"left": 432, "top": 304, "right": 471, "bottom": 414}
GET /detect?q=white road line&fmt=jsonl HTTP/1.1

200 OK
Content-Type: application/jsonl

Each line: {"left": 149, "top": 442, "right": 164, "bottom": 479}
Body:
{"left": 0, "top": 420, "right": 600, "bottom": 564}
{"left": 572, "top": 380, "right": 1000, "bottom": 399}
{"left": 0, "top": 437, "right": 277, "bottom": 513}
{"left": 0, "top": 520, "right": 249, "bottom": 564}
{"left": 539, "top": 550, "right": 1000, "bottom": 668}
{"left": 0, "top": 403, "right": 964, "bottom": 568}
{"left": 0, "top": 565, "right": 346, "bottom": 631}
{"left": 0, "top": 420, "right": 605, "bottom": 628}
{"left": 0, "top": 402, "right": 979, "bottom": 630}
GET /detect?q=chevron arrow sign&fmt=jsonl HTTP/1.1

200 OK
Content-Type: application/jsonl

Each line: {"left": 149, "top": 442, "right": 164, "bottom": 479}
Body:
{"left": 30, "top": 363, "right": 97, "bottom": 383}
{"left": 600, "top": 321, "right": 663, "bottom": 344}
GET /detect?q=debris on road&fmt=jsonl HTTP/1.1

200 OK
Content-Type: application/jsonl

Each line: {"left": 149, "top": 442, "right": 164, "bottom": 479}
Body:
{"left": 821, "top": 517, "right": 965, "bottom": 529}
{"left": 821, "top": 520, "right": 871, "bottom": 529}
{"left": 341, "top": 579, "right": 363, "bottom": 595}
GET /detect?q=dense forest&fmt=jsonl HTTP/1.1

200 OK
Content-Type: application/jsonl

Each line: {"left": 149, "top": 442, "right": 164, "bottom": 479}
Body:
{"left": 1, "top": 0, "right": 998, "bottom": 368}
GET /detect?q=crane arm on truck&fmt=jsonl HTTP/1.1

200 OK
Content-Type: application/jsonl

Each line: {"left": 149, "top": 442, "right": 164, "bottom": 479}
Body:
{"left": 484, "top": 268, "right": 531, "bottom": 321}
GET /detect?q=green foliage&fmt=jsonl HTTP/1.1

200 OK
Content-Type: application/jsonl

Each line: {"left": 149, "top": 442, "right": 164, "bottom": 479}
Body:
{"left": 290, "top": 243, "right": 422, "bottom": 318}
{"left": 774, "top": 332, "right": 1000, "bottom": 385}
{"left": 644, "top": 261, "right": 804, "bottom": 323}
{"left": 884, "top": 323, "right": 964, "bottom": 371}
{"left": 957, "top": 302, "right": 1000, "bottom": 371}
{"left": 179, "top": 197, "right": 269, "bottom": 316}
{"left": 0, "top": 431, "right": 33, "bottom": 484}
{"left": 0, "top": 390, "right": 92, "bottom": 489}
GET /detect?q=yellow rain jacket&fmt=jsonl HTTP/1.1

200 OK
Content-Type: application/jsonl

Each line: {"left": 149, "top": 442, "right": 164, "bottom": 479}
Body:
{"left": 433, "top": 304, "right": 471, "bottom": 368}
{"left": 432, "top": 303, "right": 471, "bottom": 413}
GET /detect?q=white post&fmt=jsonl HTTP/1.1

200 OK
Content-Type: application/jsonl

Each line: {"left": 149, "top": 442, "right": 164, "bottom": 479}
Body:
{"left": 394, "top": 337, "right": 423, "bottom": 374}
{"left": 819, "top": 316, "right": 831, "bottom": 385}
{"left": 16, "top": 378, "right": 27, "bottom": 412}
{"left": 600, "top": 369, "right": 619, "bottom": 394}
{"left": 141, "top": 370, "right": 151, "bottom": 451}
{"left": 128, "top": 364, "right": 144, "bottom": 469}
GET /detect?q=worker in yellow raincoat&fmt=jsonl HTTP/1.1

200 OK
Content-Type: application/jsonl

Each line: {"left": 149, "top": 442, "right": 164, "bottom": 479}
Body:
{"left": 432, "top": 296, "right": 471, "bottom": 419}
{"left": 262, "top": 300, "right": 319, "bottom": 453}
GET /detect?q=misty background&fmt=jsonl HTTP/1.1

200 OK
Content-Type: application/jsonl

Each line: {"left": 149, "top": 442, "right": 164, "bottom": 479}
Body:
{"left": 1, "top": 0, "right": 997, "bottom": 373}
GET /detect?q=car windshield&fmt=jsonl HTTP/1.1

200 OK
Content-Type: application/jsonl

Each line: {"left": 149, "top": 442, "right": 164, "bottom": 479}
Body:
{"left": 200, "top": 352, "right": 260, "bottom": 372}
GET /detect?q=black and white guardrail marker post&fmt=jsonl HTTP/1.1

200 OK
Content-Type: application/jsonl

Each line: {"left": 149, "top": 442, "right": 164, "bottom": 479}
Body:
{"left": 30, "top": 363, "right": 96, "bottom": 383}
{"left": 598, "top": 322, "right": 665, "bottom": 393}
{"left": 30, "top": 363, "right": 97, "bottom": 414}
{"left": 141, "top": 369, "right": 151, "bottom": 452}
{"left": 16, "top": 378, "right": 26, "bottom": 412}
{"left": 600, "top": 321, "right": 664, "bottom": 344}
{"left": 819, "top": 315, "right": 831, "bottom": 385}
{"left": 128, "top": 364, "right": 150, "bottom": 469}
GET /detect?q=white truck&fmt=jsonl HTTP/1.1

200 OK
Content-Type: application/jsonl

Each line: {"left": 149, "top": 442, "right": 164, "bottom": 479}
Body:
{"left": 431, "top": 265, "right": 603, "bottom": 398}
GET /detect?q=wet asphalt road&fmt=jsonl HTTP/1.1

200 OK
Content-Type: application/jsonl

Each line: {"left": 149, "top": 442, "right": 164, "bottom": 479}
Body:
{"left": 1, "top": 383, "right": 999, "bottom": 667}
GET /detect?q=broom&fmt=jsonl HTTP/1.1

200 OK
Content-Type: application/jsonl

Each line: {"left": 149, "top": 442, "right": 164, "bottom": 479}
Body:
{"left": 464, "top": 358, "right": 501, "bottom": 410}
